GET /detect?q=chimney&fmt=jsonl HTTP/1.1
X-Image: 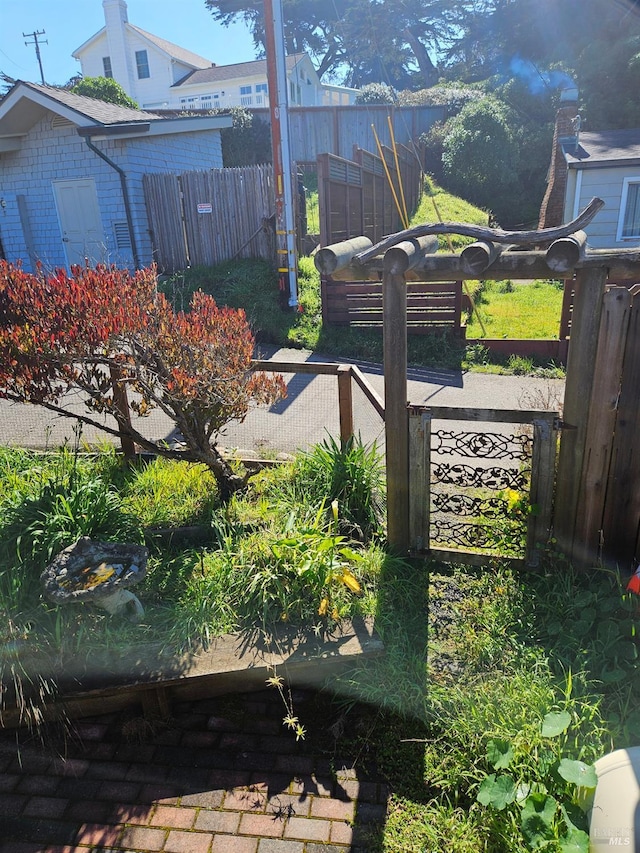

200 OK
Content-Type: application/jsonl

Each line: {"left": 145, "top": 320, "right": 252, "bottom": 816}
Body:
{"left": 103, "top": 0, "right": 135, "bottom": 98}
{"left": 538, "top": 85, "right": 579, "bottom": 229}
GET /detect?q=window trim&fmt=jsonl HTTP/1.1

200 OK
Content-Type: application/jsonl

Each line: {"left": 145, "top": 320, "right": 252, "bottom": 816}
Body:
{"left": 616, "top": 175, "right": 640, "bottom": 241}
{"left": 135, "top": 49, "right": 150, "bottom": 80}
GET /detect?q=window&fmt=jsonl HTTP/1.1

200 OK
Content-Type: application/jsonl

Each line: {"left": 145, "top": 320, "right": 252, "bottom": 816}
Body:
{"left": 255, "top": 82, "right": 268, "bottom": 105}
{"left": 102, "top": 56, "right": 113, "bottom": 78}
{"left": 240, "top": 84, "right": 252, "bottom": 106}
{"left": 618, "top": 177, "right": 640, "bottom": 240}
{"left": 135, "top": 49, "right": 150, "bottom": 79}
{"left": 289, "top": 80, "right": 296, "bottom": 102}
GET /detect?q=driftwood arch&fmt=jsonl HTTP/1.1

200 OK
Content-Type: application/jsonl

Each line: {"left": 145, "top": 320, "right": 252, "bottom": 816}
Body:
{"left": 316, "top": 199, "right": 640, "bottom": 571}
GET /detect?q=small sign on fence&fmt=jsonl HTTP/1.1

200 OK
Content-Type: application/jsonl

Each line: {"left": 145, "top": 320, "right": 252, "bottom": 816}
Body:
{"left": 197, "top": 203, "right": 213, "bottom": 214}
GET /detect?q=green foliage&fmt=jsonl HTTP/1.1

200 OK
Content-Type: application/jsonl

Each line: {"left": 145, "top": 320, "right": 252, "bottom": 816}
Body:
{"left": 70, "top": 76, "right": 139, "bottom": 108}
{"left": 466, "top": 279, "right": 565, "bottom": 340}
{"left": 355, "top": 82, "right": 396, "bottom": 104}
{"left": 291, "top": 435, "right": 386, "bottom": 541}
{"left": 442, "top": 96, "right": 521, "bottom": 225}
{"left": 121, "top": 458, "right": 218, "bottom": 528}
{"left": 218, "top": 106, "right": 272, "bottom": 167}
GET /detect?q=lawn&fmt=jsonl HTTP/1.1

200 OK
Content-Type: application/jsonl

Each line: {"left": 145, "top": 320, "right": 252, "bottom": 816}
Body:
{"left": 1, "top": 440, "right": 639, "bottom": 851}
{"left": 466, "top": 278, "right": 565, "bottom": 340}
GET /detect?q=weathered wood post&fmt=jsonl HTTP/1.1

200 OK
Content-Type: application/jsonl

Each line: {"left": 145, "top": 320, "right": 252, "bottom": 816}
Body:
{"left": 383, "top": 251, "right": 409, "bottom": 553}
{"left": 572, "top": 287, "right": 632, "bottom": 566}
{"left": 336, "top": 365, "right": 354, "bottom": 444}
{"left": 554, "top": 266, "right": 608, "bottom": 565}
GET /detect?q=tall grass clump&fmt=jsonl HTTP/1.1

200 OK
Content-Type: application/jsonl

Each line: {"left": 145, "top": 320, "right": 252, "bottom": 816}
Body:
{"left": 291, "top": 435, "right": 386, "bottom": 541}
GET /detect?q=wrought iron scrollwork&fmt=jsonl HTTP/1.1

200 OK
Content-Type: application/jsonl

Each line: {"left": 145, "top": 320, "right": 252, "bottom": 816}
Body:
{"left": 430, "top": 520, "right": 496, "bottom": 549}
{"left": 431, "top": 463, "right": 529, "bottom": 491}
{"left": 432, "top": 429, "right": 531, "bottom": 460}
{"left": 431, "top": 493, "right": 507, "bottom": 517}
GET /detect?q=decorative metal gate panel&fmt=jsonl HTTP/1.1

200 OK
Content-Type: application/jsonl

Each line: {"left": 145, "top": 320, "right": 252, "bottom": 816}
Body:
{"left": 408, "top": 406, "right": 559, "bottom": 566}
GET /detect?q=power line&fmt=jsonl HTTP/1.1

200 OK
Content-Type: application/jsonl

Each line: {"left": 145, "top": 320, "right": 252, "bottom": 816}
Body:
{"left": 23, "top": 29, "right": 47, "bottom": 84}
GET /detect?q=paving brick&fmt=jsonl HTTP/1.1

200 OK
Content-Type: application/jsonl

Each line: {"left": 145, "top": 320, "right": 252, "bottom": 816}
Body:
{"left": 119, "top": 824, "right": 166, "bottom": 850}
{"left": 97, "top": 780, "right": 141, "bottom": 802}
{"left": 206, "top": 716, "right": 238, "bottom": 732}
{"left": 0, "top": 816, "right": 79, "bottom": 847}
{"left": 15, "top": 774, "right": 60, "bottom": 795}
{"left": 72, "top": 721, "right": 109, "bottom": 741}
{"left": 180, "top": 789, "right": 224, "bottom": 809}
{"left": 310, "top": 797, "right": 355, "bottom": 821}
{"left": 267, "top": 793, "right": 309, "bottom": 818}
{"left": 125, "top": 762, "right": 168, "bottom": 784}
{"left": 66, "top": 798, "right": 112, "bottom": 823}
{"left": 85, "top": 760, "right": 129, "bottom": 781}
{"left": 49, "top": 757, "right": 89, "bottom": 778}
{"left": 307, "top": 844, "right": 351, "bottom": 853}
{"left": 235, "top": 752, "right": 277, "bottom": 772}
{"left": 223, "top": 787, "right": 268, "bottom": 812}
{"left": 23, "top": 796, "right": 69, "bottom": 819}
{"left": 195, "top": 809, "right": 241, "bottom": 834}
{"left": 211, "top": 835, "right": 258, "bottom": 853}
{"left": 283, "top": 816, "right": 331, "bottom": 842}
{"left": 257, "top": 840, "right": 304, "bottom": 853}
{"left": 180, "top": 730, "right": 218, "bottom": 748}
{"left": 330, "top": 819, "right": 354, "bottom": 846}
{"left": 164, "top": 828, "right": 212, "bottom": 853}
{"left": 273, "top": 754, "right": 314, "bottom": 775}
{"left": 165, "top": 766, "right": 211, "bottom": 788}
{"left": 138, "top": 783, "right": 181, "bottom": 804}
{"left": 238, "top": 812, "right": 284, "bottom": 838}
{"left": 0, "top": 773, "right": 20, "bottom": 793}
{"left": 74, "top": 822, "right": 123, "bottom": 847}
{"left": 150, "top": 805, "right": 196, "bottom": 829}
{"left": 0, "top": 793, "right": 28, "bottom": 813}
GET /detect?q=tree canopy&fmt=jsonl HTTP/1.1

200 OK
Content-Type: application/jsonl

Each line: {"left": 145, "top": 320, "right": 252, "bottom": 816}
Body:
{"left": 70, "top": 77, "right": 139, "bottom": 108}
{"left": 0, "top": 262, "right": 285, "bottom": 501}
{"left": 204, "top": 0, "right": 469, "bottom": 88}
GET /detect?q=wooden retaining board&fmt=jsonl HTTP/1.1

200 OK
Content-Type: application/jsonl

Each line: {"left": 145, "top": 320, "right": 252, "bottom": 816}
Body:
{"left": 0, "top": 617, "right": 383, "bottom": 729}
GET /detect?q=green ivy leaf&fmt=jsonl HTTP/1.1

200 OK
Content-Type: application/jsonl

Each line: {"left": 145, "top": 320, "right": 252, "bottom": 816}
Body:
{"left": 541, "top": 710, "right": 571, "bottom": 737}
{"left": 521, "top": 793, "right": 558, "bottom": 847}
{"left": 487, "top": 738, "right": 514, "bottom": 770}
{"left": 477, "top": 773, "right": 516, "bottom": 810}
{"left": 559, "top": 828, "right": 590, "bottom": 853}
{"left": 557, "top": 758, "right": 598, "bottom": 789}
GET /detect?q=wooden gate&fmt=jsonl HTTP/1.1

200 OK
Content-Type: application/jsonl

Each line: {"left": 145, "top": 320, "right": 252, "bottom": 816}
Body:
{"left": 408, "top": 406, "right": 558, "bottom": 566}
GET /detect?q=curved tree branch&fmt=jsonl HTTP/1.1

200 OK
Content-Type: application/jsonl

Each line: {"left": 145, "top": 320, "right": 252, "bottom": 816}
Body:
{"left": 355, "top": 197, "right": 606, "bottom": 263}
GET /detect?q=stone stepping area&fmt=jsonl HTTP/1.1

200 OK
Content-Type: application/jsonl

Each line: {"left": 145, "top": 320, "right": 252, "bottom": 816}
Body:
{"left": 0, "top": 688, "right": 389, "bottom": 853}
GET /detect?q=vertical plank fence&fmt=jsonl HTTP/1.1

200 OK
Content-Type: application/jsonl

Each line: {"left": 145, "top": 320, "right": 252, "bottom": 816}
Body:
{"left": 555, "top": 278, "right": 640, "bottom": 570}
{"left": 144, "top": 165, "right": 276, "bottom": 273}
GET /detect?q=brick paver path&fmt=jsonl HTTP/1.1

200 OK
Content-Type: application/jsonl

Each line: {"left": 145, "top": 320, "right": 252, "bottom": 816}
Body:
{"left": 0, "top": 689, "right": 388, "bottom": 852}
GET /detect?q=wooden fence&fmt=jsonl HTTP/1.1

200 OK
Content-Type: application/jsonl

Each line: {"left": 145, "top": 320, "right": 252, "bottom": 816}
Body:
{"left": 143, "top": 165, "right": 276, "bottom": 273}
{"left": 555, "top": 281, "right": 640, "bottom": 571}
{"left": 321, "top": 279, "right": 465, "bottom": 337}
{"left": 250, "top": 104, "right": 444, "bottom": 162}
{"left": 318, "top": 144, "right": 422, "bottom": 247}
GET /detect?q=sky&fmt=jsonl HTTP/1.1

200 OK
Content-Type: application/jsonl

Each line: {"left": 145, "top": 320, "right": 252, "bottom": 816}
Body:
{"left": 0, "top": 0, "right": 257, "bottom": 86}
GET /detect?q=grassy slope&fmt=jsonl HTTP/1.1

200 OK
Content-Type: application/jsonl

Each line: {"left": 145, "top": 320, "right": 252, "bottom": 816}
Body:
{"left": 161, "top": 180, "right": 563, "bottom": 374}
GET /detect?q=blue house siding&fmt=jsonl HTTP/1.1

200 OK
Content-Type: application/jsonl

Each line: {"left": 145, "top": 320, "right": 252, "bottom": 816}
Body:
{"left": 0, "top": 114, "right": 224, "bottom": 272}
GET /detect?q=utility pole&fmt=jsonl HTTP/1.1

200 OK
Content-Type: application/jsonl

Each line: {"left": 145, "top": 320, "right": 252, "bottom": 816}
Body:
{"left": 23, "top": 30, "right": 47, "bottom": 85}
{"left": 264, "top": 0, "right": 298, "bottom": 309}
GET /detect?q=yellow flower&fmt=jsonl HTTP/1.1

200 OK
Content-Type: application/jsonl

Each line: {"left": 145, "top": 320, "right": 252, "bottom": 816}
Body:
{"left": 318, "top": 597, "right": 329, "bottom": 616}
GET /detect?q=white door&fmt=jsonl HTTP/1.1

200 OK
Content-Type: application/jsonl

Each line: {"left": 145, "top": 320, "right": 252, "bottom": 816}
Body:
{"left": 53, "top": 179, "right": 106, "bottom": 268}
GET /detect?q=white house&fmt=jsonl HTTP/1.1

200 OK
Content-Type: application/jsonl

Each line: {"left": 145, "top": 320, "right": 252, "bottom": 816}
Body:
{"left": 72, "top": 0, "right": 357, "bottom": 111}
